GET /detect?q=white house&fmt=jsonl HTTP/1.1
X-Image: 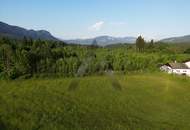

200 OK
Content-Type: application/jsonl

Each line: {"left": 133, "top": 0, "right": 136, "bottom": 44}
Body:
{"left": 185, "top": 60, "right": 190, "bottom": 68}
{"left": 160, "top": 61, "right": 190, "bottom": 77}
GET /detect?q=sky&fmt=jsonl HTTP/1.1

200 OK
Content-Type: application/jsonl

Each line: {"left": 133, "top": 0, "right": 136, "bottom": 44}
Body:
{"left": 0, "top": 0, "right": 190, "bottom": 40}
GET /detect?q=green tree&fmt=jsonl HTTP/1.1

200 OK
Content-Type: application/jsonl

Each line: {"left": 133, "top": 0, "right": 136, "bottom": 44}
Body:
{"left": 136, "top": 36, "right": 145, "bottom": 52}
{"left": 0, "top": 44, "right": 14, "bottom": 78}
{"left": 148, "top": 39, "right": 154, "bottom": 49}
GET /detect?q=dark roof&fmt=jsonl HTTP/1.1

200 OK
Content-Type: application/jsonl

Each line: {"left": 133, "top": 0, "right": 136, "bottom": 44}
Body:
{"left": 166, "top": 63, "right": 189, "bottom": 69}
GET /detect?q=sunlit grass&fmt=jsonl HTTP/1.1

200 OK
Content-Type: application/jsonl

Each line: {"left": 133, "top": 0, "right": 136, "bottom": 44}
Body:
{"left": 0, "top": 73, "right": 190, "bottom": 130}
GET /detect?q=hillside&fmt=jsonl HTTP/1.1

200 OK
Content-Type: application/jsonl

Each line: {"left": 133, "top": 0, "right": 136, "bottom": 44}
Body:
{"left": 161, "top": 35, "right": 190, "bottom": 43}
{"left": 0, "top": 21, "right": 58, "bottom": 40}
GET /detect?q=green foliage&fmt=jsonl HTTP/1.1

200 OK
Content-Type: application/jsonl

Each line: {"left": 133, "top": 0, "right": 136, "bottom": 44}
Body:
{"left": 0, "top": 37, "right": 190, "bottom": 79}
{"left": 184, "top": 48, "right": 190, "bottom": 54}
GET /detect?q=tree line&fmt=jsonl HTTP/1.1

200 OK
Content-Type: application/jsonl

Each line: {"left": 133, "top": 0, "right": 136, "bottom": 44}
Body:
{"left": 0, "top": 36, "right": 189, "bottom": 79}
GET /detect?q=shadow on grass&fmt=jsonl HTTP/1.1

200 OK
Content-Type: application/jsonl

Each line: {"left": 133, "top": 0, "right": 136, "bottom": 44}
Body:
{"left": 68, "top": 79, "right": 80, "bottom": 91}
{"left": 110, "top": 77, "right": 122, "bottom": 91}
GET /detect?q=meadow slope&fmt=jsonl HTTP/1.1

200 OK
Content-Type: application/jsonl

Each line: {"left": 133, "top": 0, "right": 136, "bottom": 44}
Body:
{"left": 0, "top": 73, "right": 190, "bottom": 130}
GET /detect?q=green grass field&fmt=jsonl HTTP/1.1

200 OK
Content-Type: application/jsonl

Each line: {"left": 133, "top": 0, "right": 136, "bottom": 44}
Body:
{"left": 0, "top": 73, "right": 190, "bottom": 130}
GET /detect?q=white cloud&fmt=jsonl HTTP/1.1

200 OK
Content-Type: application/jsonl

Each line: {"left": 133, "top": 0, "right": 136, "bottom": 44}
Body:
{"left": 88, "top": 21, "right": 105, "bottom": 31}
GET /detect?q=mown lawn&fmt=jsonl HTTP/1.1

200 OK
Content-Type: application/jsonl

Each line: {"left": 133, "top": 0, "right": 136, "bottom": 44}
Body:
{"left": 0, "top": 73, "right": 190, "bottom": 130}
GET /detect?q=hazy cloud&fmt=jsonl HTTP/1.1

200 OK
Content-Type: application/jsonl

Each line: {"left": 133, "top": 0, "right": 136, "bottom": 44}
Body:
{"left": 88, "top": 21, "right": 105, "bottom": 31}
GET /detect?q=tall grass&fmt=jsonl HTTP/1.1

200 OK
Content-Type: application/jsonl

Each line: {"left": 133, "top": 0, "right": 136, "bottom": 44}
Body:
{"left": 0, "top": 73, "right": 190, "bottom": 130}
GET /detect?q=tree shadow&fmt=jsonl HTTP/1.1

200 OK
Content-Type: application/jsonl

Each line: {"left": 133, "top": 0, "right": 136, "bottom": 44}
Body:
{"left": 68, "top": 79, "right": 80, "bottom": 91}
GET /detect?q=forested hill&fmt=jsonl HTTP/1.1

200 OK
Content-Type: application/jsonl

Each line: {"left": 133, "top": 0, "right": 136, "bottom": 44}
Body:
{"left": 0, "top": 21, "right": 58, "bottom": 41}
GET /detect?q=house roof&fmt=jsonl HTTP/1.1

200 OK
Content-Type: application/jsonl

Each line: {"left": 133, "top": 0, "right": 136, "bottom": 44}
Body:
{"left": 183, "top": 59, "right": 190, "bottom": 63}
{"left": 166, "top": 63, "right": 189, "bottom": 69}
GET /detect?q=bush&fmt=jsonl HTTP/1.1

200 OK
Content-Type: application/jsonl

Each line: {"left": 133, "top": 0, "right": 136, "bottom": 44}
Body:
{"left": 184, "top": 48, "right": 190, "bottom": 54}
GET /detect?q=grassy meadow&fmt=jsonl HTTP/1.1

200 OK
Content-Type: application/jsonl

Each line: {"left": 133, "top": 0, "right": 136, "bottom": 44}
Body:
{"left": 0, "top": 73, "right": 190, "bottom": 130}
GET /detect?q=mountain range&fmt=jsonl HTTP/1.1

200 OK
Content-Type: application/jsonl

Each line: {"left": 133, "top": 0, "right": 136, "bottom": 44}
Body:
{"left": 0, "top": 21, "right": 58, "bottom": 41}
{"left": 64, "top": 36, "right": 137, "bottom": 46}
{"left": 160, "top": 35, "right": 190, "bottom": 43}
{"left": 1, "top": 21, "right": 190, "bottom": 45}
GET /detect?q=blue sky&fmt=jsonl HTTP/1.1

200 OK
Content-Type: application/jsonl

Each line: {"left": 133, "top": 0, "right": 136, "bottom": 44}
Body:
{"left": 0, "top": 0, "right": 190, "bottom": 40}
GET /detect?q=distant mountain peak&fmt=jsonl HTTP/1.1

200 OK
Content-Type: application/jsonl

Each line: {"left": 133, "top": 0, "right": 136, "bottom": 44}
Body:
{"left": 38, "top": 30, "right": 51, "bottom": 34}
